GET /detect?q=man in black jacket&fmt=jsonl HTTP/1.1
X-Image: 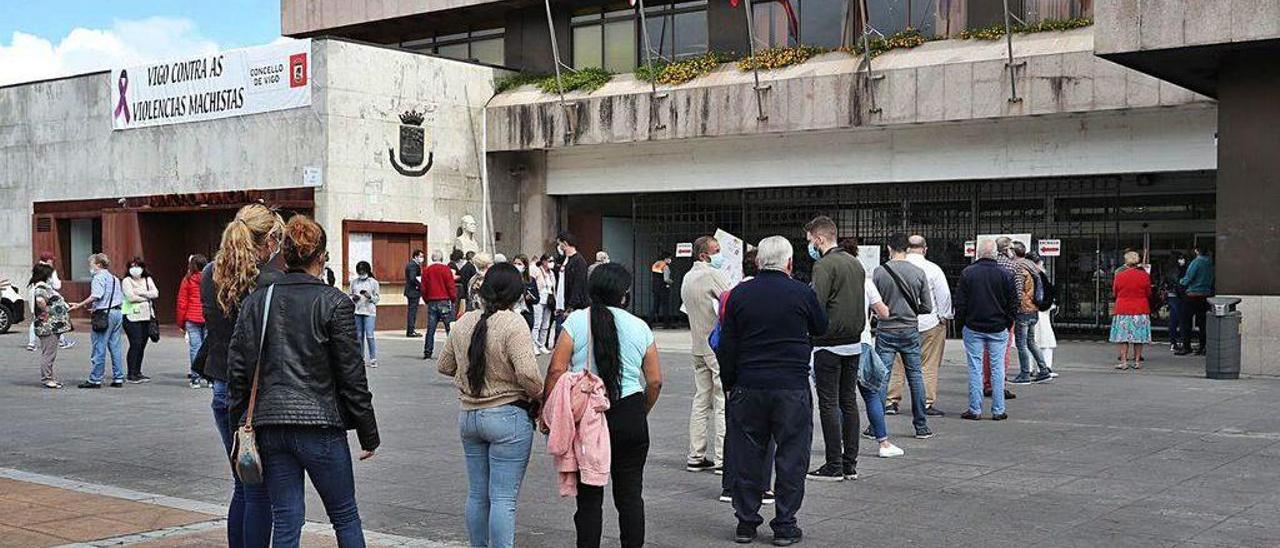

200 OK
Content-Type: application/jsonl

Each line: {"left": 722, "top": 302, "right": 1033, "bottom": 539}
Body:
{"left": 558, "top": 232, "right": 590, "bottom": 312}
{"left": 955, "top": 239, "right": 1018, "bottom": 420}
{"left": 716, "top": 236, "right": 827, "bottom": 547}
{"left": 404, "top": 250, "right": 424, "bottom": 337}
{"left": 803, "top": 215, "right": 867, "bottom": 482}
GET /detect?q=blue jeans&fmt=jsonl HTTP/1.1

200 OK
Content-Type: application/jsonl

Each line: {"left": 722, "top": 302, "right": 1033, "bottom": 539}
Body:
{"left": 186, "top": 322, "right": 206, "bottom": 380}
{"left": 259, "top": 426, "right": 365, "bottom": 548}
{"left": 460, "top": 405, "right": 534, "bottom": 548}
{"left": 963, "top": 327, "right": 1008, "bottom": 415}
{"left": 354, "top": 314, "right": 377, "bottom": 362}
{"left": 423, "top": 300, "right": 454, "bottom": 357}
{"left": 211, "top": 380, "right": 273, "bottom": 548}
{"left": 876, "top": 330, "right": 928, "bottom": 432}
{"left": 858, "top": 346, "right": 889, "bottom": 442}
{"left": 88, "top": 309, "right": 125, "bottom": 384}
{"left": 1014, "top": 313, "right": 1048, "bottom": 377}
{"left": 1166, "top": 295, "right": 1184, "bottom": 344}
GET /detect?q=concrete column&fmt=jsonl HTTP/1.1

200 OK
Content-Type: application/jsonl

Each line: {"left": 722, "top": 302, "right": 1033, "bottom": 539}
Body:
{"left": 487, "top": 151, "right": 555, "bottom": 257}
{"left": 504, "top": 5, "right": 572, "bottom": 74}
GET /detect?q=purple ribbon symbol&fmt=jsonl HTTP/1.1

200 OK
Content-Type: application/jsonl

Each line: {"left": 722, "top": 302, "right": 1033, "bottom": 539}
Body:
{"left": 114, "top": 70, "right": 130, "bottom": 123}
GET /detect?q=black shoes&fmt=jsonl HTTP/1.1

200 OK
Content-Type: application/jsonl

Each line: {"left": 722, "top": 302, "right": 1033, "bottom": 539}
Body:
{"left": 925, "top": 406, "right": 945, "bottom": 417}
{"left": 762, "top": 490, "right": 775, "bottom": 505}
{"left": 77, "top": 382, "right": 101, "bottom": 389}
{"left": 842, "top": 464, "right": 858, "bottom": 481}
{"left": 773, "top": 531, "right": 803, "bottom": 546}
{"left": 992, "top": 413, "right": 1009, "bottom": 421}
{"left": 735, "top": 523, "right": 758, "bottom": 544}
{"left": 407, "top": 331, "right": 421, "bottom": 338}
{"left": 719, "top": 489, "right": 732, "bottom": 503}
{"left": 806, "top": 463, "right": 844, "bottom": 482}
{"left": 861, "top": 426, "right": 875, "bottom": 440}
{"left": 126, "top": 375, "right": 151, "bottom": 384}
{"left": 1032, "top": 372, "right": 1053, "bottom": 384}
{"left": 914, "top": 427, "right": 934, "bottom": 439}
{"left": 109, "top": 381, "right": 124, "bottom": 388}
{"left": 884, "top": 402, "right": 900, "bottom": 415}
{"left": 687, "top": 459, "right": 716, "bottom": 473}
{"left": 961, "top": 410, "right": 981, "bottom": 420}
{"left": 1009, "top": 374, "right": 1033, "bottom": 385}
{"left": 1007, "top": 390, "right": 1017, "bottom": 400}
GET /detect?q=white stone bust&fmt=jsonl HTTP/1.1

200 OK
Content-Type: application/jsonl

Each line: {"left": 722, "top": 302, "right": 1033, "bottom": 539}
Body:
{"left": 453, "top": 214, "right": 480, "bottom": 254}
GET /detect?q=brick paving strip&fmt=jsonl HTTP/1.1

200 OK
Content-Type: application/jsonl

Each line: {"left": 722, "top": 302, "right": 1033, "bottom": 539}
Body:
{"left": 0, "top": 468, "right": 461, "bottom": 547}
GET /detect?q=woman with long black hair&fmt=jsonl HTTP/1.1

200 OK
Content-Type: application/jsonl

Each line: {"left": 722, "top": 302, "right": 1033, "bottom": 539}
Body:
{"left": 544, "top": 263, "right": 663, "bottom": 548}
{"left": 438, "top": 262, "right": 543, "bottom": 548}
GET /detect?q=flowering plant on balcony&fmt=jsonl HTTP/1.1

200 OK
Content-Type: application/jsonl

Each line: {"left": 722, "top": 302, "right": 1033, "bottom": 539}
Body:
{"left": 737, "top": 45, "right": 826, "bottom": 72}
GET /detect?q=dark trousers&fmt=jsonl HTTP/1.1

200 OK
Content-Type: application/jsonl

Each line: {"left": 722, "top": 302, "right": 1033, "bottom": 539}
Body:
{"left": 123, "top": 318, "right": 149, "bottom": 378}
{"left": 813, "top": 350, "right": 859, "bottom": 469}
{"left": 1166, "top": 295, "right": 1184, "bottom": 344}
{"left": 728, "top": 387, "right": 811, "bottom": 538}
{"left": 405, "top": 296, "right": 420, "bottom": 335}
{"left": 722, "top": 390, "right": 774, "bottom": 493}
{"left": 260, "top": 426, "right": 365, "bottom": 548}
{"left": 649, "top": 287, "right": 670, "bottom": 327}
{"left": 576, "top": 394, "right": 648, "bottom": 548}
{"left": 1181, "top": 296, "right": 1208, "bottom": 350}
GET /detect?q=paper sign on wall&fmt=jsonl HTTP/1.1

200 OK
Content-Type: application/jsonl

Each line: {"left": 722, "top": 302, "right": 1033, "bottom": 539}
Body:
{"left": 675, "top": 243, "right": 693, "bottom": 258}
{"left": 1038, "top": 239, "right": 1062, "bottom": 257}
{"left": 347, "top": 232, "right": 372, "bottom": 285}
{"left": 964, "top": 240, "right": 977, "bottom": 258}
{"left": 857, "top": 245, "right": 881, "bottom": 279}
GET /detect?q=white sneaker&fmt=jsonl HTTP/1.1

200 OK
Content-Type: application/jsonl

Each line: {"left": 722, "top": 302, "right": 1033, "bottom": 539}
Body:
{"left": 368, "top": 360, "right": 378, "bottom": 368}
{"left": 878, "top": 444, "right": 905, "bottom": 458}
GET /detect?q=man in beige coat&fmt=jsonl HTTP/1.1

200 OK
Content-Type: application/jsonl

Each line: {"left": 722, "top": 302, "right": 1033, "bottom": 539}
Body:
{"left": 680, "top": 235, "right": 731, "bottom": 475}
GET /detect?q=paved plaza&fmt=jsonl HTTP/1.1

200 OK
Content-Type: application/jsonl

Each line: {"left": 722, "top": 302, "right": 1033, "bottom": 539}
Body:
{"left": 2, "top": 327, "right": 1279, "bottom": 547}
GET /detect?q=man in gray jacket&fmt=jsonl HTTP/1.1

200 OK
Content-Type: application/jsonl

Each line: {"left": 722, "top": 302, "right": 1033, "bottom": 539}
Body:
{"left": 873, "top": 233, "right": 934, "bottom": 439}
{"left": 681, "top": 235, "right": 731, "bottom": 477}
{"left": 803, "top": 216, "right": 867, "bottom": 482}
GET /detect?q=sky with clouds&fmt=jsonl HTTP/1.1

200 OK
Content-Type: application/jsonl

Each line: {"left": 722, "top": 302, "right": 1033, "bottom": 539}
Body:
{"left": 0, "top": 0, "right": 283, "bottom": 86}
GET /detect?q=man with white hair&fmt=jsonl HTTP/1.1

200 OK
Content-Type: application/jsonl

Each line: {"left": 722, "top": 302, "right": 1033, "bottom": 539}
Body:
{"left": 717, "top": 236, "right": 827, "bottom": 546}
{"left": 887, "top": 235, "right": 953, "bottom": 416}
{"left": 421, "top": 249, "right": 458, "bottom": 360}
{"left": 955, "top": 239, "right": 1018, "bottom": 420}
{"left": 588, "top": 250, "right": 610, "bottom": 278}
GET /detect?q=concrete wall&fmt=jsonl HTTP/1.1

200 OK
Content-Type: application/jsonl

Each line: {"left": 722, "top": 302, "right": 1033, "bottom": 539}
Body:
{"left": 486, "top": 28, "right": 1210, "bottom": 151}
{"left": 282, "top": 0, "right": 488, "bottom": 37}
{"left": 314, "top": 40, "right": 503, "bottom": 278}
{"left": 0, "top": 57, "right": 326, "bottom": 279}
{"left": 1095, "top": 0, "right": 1280, "bottom": 55}
{"left": 542, "top": 106, "right": 1217, "bottom": 195}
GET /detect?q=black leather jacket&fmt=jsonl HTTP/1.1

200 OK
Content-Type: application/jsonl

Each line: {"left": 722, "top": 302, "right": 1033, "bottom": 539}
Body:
{"left": 194, "top": 262, "right": 282, "bottom": 382}
{"left": 226, "top": 271, "right": 380, "bottom": 451}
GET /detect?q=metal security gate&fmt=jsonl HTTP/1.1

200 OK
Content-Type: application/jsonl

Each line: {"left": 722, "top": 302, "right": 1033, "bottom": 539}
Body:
{"left": 621, "top": 172, "right": 1214, "bottom": 337}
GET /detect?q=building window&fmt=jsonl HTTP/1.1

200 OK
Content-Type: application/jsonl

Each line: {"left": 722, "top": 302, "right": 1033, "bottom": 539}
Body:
{"left": 401, "top": 27, "right": 506, "bottom": 66}
{"left": 865, "top": 0, "right": 937, "bottom": 37}
{"left": 752, "top": 0, "right": 934, "bottom": 49}
{"left": 572, "top": 6, "right": 639, "bottom": 72}
{"left": 61, "top": 217, "right": 102, "bottom": 281}
{"left": 643, "top": 1, "right": 709, "bottom": 61}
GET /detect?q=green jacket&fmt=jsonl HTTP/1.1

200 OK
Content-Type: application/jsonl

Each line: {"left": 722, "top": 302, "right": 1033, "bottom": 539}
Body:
{"left": 811, "top": 248, "right": 867, "bottom": 347}
{"left": 1180, "top": 255, "right": 1214, "bottom": 296}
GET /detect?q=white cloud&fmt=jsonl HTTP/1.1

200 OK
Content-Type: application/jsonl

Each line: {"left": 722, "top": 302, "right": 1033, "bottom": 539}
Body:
{"left": 0, "top": 17, "right": 222, "bottom": 86}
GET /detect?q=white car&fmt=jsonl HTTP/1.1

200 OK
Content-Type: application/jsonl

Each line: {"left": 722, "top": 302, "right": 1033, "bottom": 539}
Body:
{"left": 0, "top": 279, "right": 26, "bottom": 334}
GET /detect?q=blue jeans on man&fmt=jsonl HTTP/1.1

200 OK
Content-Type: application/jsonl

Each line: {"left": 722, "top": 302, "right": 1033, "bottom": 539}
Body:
{"left": 211, "top": 380, "right": 273, "bottom": 547}
{"left": 727, "top": 387, "right": 811, "bottom": 540}
{"left": 88, "top": 308, "right": 125, "bottom": 384}
{"left": 259, "top": 426, "right": 366, "bottom": 548}
{"left": 963, "top": 327, "right": 1008, "bottom": 416}
{"left": 1014, "top": 313, "right": 1049, "bottom": 379}
{"left": 423, "top": 300, "right": 454, "bottom": 358}
{"left": 460, "top": 405, "right": 534, "bottom": 548}
{"left": 185, "top": 322, "right": 206, "bottom": 381}
{"left": 875, "top": 329, "right": 928, "bottom": 434}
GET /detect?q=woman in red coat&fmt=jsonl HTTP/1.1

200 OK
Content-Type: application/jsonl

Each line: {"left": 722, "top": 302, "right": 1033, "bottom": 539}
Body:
{"left": 1111, "top": 251, "right": 1153, "bottom": 370}
{"left": 175, "top": 254, "right": 209, "bottom": 388}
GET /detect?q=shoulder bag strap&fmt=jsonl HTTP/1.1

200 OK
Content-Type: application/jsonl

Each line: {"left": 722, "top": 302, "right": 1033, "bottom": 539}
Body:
{"left": 882, "top": 263, "right": 923, "bottom": 315}
{"left": 243, "top": 284, "right": 276, "bottom": 429}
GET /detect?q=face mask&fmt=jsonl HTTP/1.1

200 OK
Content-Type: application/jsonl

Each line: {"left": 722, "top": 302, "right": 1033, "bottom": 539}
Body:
{"left": 1177, "top": 258, "right": 1186, "bottom": 266}
{"left": 414, "top": 257, "right": 424, "bottom": 264}
{"left": 807, "top": 242, "right": 822, "bottom": 261}
{"left": 708, "top": 253, "right": 725, "bottom": 269}
{"left": 357, "top": 274, "right": 368, "bottom": 280}
{"left": 129, "top": 267, "right": 143, "bottom": 278}
{"left": 516, "top": 265, "right": 526, "bottom": 274}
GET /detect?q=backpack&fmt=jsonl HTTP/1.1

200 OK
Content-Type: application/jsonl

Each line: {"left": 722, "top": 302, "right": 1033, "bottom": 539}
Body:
{"left": 1034, "top": 271, "right": 1055, "bottom": 312}
{"left": 34, "top": 283, "right": 72, "bottom": 337}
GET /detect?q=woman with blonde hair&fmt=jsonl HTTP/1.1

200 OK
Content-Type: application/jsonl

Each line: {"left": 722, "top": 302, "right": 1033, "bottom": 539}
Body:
{"left": 228, "top": 215, "right": 378, "bottom": 546}
{"left": 193, "top": 203, "right": 284, "bottom": 548}
{"left": 1111, "top": 251, "right": 1153, "bottom": 370}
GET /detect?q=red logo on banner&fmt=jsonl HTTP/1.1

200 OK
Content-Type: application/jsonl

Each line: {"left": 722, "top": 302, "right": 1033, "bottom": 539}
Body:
{"left": 289, "top": 53, "right": 308, "bottom": 88}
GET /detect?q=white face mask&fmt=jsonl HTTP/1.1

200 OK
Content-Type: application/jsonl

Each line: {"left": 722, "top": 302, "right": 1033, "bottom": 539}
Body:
{"left": 357, "top": 273, "right": 368, "bottom": 280}
{"left": 129, "top": 266, "right": 143, "bottom": 278}
{"left": 516, "top": 265, "right": 526, "bottom": 274}
{"left": 414, "top": 256, "right": 424, "bottom": 264}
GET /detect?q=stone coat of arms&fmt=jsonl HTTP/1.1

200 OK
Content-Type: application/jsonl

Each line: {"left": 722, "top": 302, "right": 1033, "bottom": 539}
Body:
{"left": 389, "top": 109, "right": 434, "bottom": 177}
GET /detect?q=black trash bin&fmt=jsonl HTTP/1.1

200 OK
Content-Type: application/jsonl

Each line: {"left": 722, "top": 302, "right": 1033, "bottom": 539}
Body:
{"left": 1205, "top": 297, "right": 1242, "bottom": 380}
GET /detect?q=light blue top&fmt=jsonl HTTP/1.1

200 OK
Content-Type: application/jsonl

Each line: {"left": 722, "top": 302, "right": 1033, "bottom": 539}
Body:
{"left": 563, "top": 307, "right": 654, "bottom": 399}
{"left": 90, "top": 269, "right": 124, "bottom": 311}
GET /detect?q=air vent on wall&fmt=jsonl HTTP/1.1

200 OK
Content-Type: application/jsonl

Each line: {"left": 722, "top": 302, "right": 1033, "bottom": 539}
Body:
{"left": 35, "top": 217, "right": 52, "bottom": 233}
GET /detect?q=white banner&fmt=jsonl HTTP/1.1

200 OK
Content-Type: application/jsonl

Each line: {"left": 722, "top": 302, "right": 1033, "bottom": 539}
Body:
{"left": 111, "top": 39, "right": 312, "bottom": 130}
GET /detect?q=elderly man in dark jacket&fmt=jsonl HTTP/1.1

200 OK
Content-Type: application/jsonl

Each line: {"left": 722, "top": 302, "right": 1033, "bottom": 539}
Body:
{"left": 955, "top": 239, "right": 1018, "bottom": 420}
{"left": 716, "top": 236, "right": 827, "bottom": 547}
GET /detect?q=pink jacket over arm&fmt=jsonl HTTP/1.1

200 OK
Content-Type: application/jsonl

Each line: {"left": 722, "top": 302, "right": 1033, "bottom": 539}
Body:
{"left": 545, "top": 370, "right": 612, "bottom": 497}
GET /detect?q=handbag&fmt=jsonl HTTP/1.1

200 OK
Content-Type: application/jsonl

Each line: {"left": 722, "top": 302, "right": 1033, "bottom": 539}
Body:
{"left": 91, "top": 276, "right": 117, "bottom": 332}
{"left": 231, "top": 284, "right": 275, "bottom": 486}
{"left": 147, "top": 279, "right": 160, "bottom": 343}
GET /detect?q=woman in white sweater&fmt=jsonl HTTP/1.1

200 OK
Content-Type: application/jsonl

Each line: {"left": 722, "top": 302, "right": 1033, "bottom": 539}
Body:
{"left": 122, "top": 258, "right": 160, "bottom": 383}
{"left": 350, "top": 260, "right": 382, "bottom": 367}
